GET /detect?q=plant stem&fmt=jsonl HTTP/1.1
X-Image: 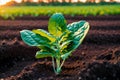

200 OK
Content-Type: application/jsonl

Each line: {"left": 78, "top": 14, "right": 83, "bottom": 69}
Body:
{"left": 52, "top": 38, "right": 64, "bottom": 75}
{"left": 56, "top": 58, "right": 61, "bottom": 74}
{"left": 60, "top": 59, "right": 65, "bottom": 69}
{"left": 52, "top": 57, "right": 61, "bottom": 75}
{"left": 52, "top": 57, "right": 57, "bottom": 74}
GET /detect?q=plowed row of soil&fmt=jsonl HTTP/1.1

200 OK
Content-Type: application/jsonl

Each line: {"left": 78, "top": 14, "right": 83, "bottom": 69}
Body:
{"left": 0, "top": 16, "right": 120, "bottom": 80}
{"left": 0, "top": 30, "right": 120, "bottom": 44}
{"left": 1, "top": 20, "right": 120, "bottom": 30}
{"left": 1, "top": 15, "right": 120, "bottom": 20}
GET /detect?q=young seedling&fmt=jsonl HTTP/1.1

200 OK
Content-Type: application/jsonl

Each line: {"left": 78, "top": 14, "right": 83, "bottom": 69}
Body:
{"left": 20, "top": 13, "right": 90, "bottom": 75}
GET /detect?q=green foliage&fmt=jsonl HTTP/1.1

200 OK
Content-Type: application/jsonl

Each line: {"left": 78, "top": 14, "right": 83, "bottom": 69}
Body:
{"left": 20, "top": 13, "right": 90, "bottom": 74}
{"left": 48, "top": 13, "right": 67, "bottom": 37}
{"left": 32, "top": 29, "right": 56, "bottom": 42}
{"left": 36, "top": 50, "right": 52, "bottom": 58}
{"left": 66, "top": 21, "right": 89, "bottom": 52}
{"left": 0, "top": 5, "right": 120, "bottom": 19}
{"left": 20, "top": 30, "right": 50, "bottom": 46}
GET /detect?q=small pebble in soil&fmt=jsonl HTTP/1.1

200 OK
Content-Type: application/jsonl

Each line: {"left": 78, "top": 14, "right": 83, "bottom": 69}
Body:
{"left": 78, "top": 77, "right": 82, "bottom": 80}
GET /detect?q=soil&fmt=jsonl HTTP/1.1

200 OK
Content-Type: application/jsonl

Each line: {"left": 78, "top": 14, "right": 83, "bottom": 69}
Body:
{"left": 0, "top": 15, "right": 120, "bottom": 80}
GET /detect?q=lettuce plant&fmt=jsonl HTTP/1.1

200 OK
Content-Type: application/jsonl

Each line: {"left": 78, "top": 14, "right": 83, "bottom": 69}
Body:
{"left": 20, "top": 13, "right": 90, "bottom": 75}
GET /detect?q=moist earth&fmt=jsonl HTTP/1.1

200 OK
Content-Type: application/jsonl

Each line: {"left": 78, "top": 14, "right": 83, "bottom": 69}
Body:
{"left": 0, "top": 15, "right": 120, "bottom": 80}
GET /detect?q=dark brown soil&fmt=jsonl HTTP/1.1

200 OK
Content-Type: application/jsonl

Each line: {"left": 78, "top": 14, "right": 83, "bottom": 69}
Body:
{"left": 0, "top": 16, "right": 120, "bottom": 80}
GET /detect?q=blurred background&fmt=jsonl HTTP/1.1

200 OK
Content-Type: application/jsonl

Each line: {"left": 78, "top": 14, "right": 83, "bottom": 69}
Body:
{"left": 0, "top": 0, "right": 120, "bottom": 20}
{"left": 0, "top": 0, "right": 120, "bottom": 6}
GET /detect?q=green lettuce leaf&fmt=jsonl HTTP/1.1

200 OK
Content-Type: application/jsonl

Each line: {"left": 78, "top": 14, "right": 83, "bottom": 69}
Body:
{"left": 61, "top": 21, "right": 90, "bottom": 59}
{"left": 20, "top": 30, "right": 50, "bottom": 46}
{"left": 32, "top": 29, "right": 56, "bottom": 42}
{"left": 35, "top": 50, "right": 52, "bottom": 58}
{"left": 48, "top": 13, "right": 67, "bottom": 37}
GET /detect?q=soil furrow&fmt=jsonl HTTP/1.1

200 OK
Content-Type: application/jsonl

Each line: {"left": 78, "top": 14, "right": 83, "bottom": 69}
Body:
{"left": 90, "top": 26, "right": 120, "bottom": 30}
{"left": 1, "top": 15, "right": 120, "bottom": 20}
{"left": 0, "top": 20, "right": 120, "bottom": 31}
{"left": 85, "top": 33, "right": 120, "bottom": 44}
{"left": 0, "top": 26, "right": 47, "bottom": 31}
{"left": 0, "top": 40, "right": 119, "bottom": 61}
{"left": 0, "top": 30, "right": 120, "bottom": 44}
